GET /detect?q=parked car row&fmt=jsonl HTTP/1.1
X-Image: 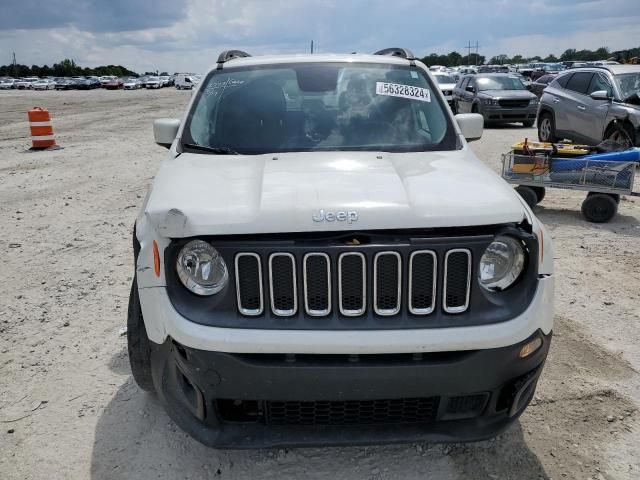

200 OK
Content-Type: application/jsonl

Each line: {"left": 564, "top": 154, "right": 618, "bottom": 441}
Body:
{"left": 0, "top": 74, "right": 182, "bottom": 91}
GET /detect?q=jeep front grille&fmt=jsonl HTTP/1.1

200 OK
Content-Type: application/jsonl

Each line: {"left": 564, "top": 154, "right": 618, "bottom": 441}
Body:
{"left": 234, "top": 248, "right": 473, "bottom": 317}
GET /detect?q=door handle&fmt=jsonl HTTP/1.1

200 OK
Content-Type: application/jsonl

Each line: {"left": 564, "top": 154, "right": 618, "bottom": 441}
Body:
{"left": 552, "top": 98, "right": 560, "bottom": 103}
{"left": 577, "top": 105, "right": 586, "bottom": 111}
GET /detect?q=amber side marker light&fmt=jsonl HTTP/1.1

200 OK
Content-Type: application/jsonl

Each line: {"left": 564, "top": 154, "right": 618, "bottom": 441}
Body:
{"left": 153, "top": 240, "right": 161, "bottom": 277}
{"left": 519, "top": 337, "right": 543, "bottom": 358}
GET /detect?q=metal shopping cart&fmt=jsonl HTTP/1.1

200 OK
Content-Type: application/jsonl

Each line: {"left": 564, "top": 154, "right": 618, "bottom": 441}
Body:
{"left": 501, "top": 151, "right": 639, "bottom": 222}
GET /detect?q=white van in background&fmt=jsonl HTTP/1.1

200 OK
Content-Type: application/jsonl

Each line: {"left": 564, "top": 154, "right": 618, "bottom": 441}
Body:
{"left": 174, "top": 73, "right": 196, "bottom": 90}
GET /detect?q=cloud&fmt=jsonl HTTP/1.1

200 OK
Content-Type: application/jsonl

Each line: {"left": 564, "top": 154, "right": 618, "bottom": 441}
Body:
{"left": 0, "top": 0, "right": 638, "bottom": 73}
{"left": 0, "top": 0, "right": 188, "bottom": 32}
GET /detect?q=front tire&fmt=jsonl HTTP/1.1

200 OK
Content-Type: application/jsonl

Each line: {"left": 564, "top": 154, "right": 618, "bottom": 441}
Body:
{"left": 538, "top": 112, "right": 557, "bottom": 142}
{"left": 127, "top": 278, "right": 155, "bottom": 392}
{"left": 604, "top": 122, "right": 635, "bottom": 147}
{"left": 581, "top": 193, "right": 618, "bottom": 223}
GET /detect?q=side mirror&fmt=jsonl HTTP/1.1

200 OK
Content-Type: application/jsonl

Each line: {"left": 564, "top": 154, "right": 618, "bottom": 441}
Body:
{"left": 455, "top": 113, "right": 484, "bottom": 142}
{"left": 465, "top": 85, "right": 475, "bottom": 93}
{"left": 153, "top": 118, "right": 180, "bottom": 149}
{"left": 590, "top": 90, "right": 611, "bottom": 101}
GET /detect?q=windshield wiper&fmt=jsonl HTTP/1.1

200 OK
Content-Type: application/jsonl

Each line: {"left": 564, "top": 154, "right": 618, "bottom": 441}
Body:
{"left": 182, "top": 143, "right": 240, "bottom": 155}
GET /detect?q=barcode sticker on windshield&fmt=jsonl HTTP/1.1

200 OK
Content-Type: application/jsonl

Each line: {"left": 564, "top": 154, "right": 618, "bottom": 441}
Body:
{"left": 376, "top": 82, "right": 431, "bottom": 102}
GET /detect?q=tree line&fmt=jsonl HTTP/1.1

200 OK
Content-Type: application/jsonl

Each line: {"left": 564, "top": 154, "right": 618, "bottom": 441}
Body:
{"left": 2, "top": 46, "right": 639, "bottom": 77}
{"left": 420, "top": 46, "right": 639, "bottom": 67}
{"left": 0, "top": 58, "right": 137, "bottom": 78}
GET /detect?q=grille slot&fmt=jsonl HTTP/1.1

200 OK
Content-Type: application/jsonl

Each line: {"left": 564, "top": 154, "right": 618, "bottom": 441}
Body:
{"left": 338, "top": 253, "right": 366, "bottom": 316}
{"left": 303, "top": 253, "right": 331, "bottom": 316}
{"left": 268, "top": 253, "right": 297, "bottom": 316}
{"left": 443, "top": 249, "right": 471, "bottom": 313}
{"left": 265, "top": 397, "right": 439, "bottom": 426}
{"left": 409, "top": 250, "right": 437, "bottom": 315}
{"left": 498, "top": 99, "right": 530, "bottom": 108}
{"left": 235, "top": 253, "right": 263, "bottom": 316}
{"left": 374, "top": 252, "right": 401, "bottom": 316}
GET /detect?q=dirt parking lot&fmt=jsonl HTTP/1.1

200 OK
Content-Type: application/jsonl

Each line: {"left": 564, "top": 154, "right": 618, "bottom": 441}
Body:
{"left": 0, "top": 88, "right": 638, "bottom": 480}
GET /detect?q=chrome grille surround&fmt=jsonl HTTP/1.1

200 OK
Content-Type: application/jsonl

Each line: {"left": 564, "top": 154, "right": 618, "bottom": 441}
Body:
{"left": 373, "top": 251, "right": 402, "bottom": 316}
{"left": 338, "top": 252, "right": 366, "bottom": 317}
{"left": 443, "top": 249, "right": 472, "bottom": 314}
{"left": 408, "top": 250, "right": 437, "bottom": 315}
{"left": 234, "top": 253, "right": 264, "bottom": 316}
{"left": 303, "top": 253, "right": 331, "bottom": 317}
{"left": 268, "top": 253, "right": 297, "bottom": 316}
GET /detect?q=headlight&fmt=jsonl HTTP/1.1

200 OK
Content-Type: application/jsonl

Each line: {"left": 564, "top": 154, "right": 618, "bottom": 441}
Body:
{"left": 176, "top": 240, "right": 228, "bottom": 295}
{"left": 479, "top": 236, "right": 525, "bottom": 291}
{"left": 530, "top": 98, "right": 539, "bottom": 105}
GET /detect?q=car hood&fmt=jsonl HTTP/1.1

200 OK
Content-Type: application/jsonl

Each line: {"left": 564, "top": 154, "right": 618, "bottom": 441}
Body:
{"left": 144, "top": 150, "right": 526, "bottom": 237}
{"left": 479, "top": 90, "right": 536, "bottom": 100}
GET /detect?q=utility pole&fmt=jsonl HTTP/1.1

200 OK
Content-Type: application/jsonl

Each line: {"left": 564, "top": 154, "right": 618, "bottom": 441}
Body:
{"left": 464, "top": 41, "right": 480, "bottom": 66}
{"left": 12, "top": 52, "right": 17, "bottom": 77}
{"left": 310, "top": 40, "right": 314, "bottom": 54}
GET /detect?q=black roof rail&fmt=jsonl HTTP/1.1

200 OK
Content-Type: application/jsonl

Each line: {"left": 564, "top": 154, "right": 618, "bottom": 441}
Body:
{"left": 373, "top": 48, "right": 416, "bottom": 61}
{"left": 217, "top": 50, "right": 251, "bottom": 64}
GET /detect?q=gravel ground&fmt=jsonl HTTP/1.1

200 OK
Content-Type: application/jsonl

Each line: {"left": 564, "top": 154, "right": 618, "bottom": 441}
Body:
{"left": 0, "top": 88, "right": 638, "bottom": 480}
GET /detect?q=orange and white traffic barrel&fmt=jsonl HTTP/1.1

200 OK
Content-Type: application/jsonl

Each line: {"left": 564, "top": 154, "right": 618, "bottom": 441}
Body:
{"left": 28, "top": 107, "right": 57, "bottom": 149}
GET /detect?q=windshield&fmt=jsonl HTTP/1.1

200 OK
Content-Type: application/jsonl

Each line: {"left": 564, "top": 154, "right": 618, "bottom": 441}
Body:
{"left": 182, "top": 63, "right": 455, "bottom": 155}
{"left": 434, "top": 75, "right": 455, "bottom": 84}
{"left": 615, "top": 73, "right": 640, "bottom": 100}
{"left": 477, "top": 76, "right": 525, "bottom": 91}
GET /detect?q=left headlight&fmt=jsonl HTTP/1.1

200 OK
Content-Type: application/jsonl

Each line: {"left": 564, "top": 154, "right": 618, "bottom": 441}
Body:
{"left": 176, "top": 240, "right": 228, "bottom": 296}
{"left": 479, "top": 236, "right": 526, "bottom": 291}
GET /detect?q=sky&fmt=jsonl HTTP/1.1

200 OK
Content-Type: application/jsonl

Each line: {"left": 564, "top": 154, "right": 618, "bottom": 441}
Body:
{"left": 0, "top": 0, "right": 638, "bottom": 73}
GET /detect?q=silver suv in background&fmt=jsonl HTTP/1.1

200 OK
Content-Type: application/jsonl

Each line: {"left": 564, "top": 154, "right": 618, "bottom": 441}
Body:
{"left": 537, "top": 65, "right": 640, "bottom": 146}
{"left": 453, "top": 73, "right": 538, "bottom": 127}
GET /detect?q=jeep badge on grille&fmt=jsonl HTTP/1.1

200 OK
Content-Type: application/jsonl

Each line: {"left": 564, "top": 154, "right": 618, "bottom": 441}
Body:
{"left": 312, "top": 209, "right": 358, "bottom": 224}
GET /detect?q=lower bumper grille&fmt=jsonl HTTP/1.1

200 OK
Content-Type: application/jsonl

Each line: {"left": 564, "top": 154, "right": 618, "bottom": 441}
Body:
{"left": 265, "top": 397, "right": 439, "bottom": 426}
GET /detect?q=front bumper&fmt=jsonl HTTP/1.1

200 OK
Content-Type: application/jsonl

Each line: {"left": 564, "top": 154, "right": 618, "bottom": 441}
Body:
{"left": 149, "top": 330, "right": 551, "bottom": 448}
{"left": 482, "top": 106, "right": 537, "bottom": 123}
{"left": 137, "top": 275, "right": 553, "bottom": 354}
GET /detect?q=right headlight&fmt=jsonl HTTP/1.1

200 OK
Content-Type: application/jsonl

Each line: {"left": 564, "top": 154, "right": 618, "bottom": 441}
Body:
{"left": 479, "top": 236, "right": 525, "bottom": 291}
{"left": 176, "top": 240, "right": 228, "bottom": 296}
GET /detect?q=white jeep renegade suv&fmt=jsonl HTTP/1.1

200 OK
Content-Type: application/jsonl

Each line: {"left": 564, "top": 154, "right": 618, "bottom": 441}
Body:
{"left": 129, "top": 48, "right": 554, "bottom": 448}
